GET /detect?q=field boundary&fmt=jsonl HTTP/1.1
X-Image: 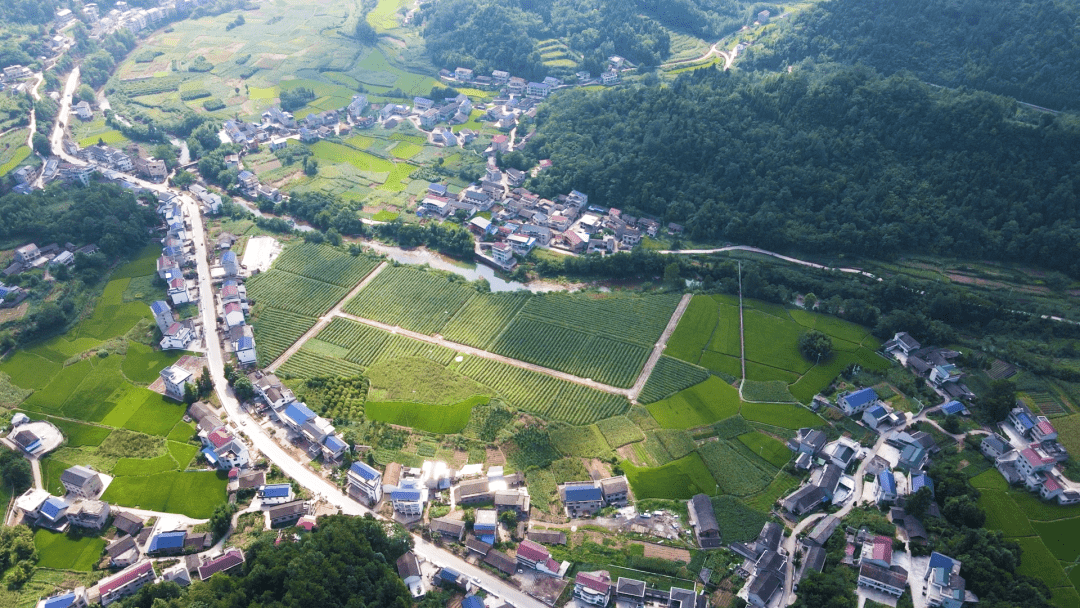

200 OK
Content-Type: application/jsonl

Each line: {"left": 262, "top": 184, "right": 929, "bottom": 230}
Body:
{"left": 629, "top": 293, "right": 693, "bottom": 402}
{"left": 267, "top": 261, "right": 388, "bottom": 371}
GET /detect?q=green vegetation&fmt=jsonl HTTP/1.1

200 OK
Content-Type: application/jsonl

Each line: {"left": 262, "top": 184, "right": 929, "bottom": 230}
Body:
{"left": 365, "top": 396, "right": 484, "bottom": 434}
{"left": 272, "top": 243, "right": 381, "bottom": 288}
{"left": 442, "top": 291, "right": 533, "bottom": 348}
{"left": 344, "top": 265, "right": 477, "bottom": 335}
{"left": 32, "top": 531, "right": 106, "bottom": 572}
{"left": 596, "top": 416, "right": 645, "bottom": 447}
{"left": 711, "top": 495, "right": 769, "bottom": 543}
{"left": 101, "top": 471, "right": 227, "bottom": 519}
{"left": 367, "top": 357, "right": 493, "bottom": 403}
{"left": 698, "top": 440, "right": 775, "bottom": 496}
{"left": 550, "top": 424, "right": 612, "bottom": 458}
{"left": 737, "top": 432, "right": 791, "bottom": 468}
{"left": 637, "top": 356, "right": 711, "bottom": 404}
{"left": 647, "top": 376, "right": 740, "bottom": 429}
{"left": 622, "top": 452, "right": 715, "bottom": 500}
{"left": 741, "top": 403, "right": 824, "bottom": 429}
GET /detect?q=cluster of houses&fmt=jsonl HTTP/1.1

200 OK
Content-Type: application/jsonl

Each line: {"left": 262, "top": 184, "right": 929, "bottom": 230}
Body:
{"left": 247, "top": 370, "right": 349, "bottom": 462}
{"left": 779, "top": 429, "right": 861, "bottom": 516}
{"left": 212, "top": 251, "right": 257, "bottom": 366}
{"left": 154, "top": 194, "right": 196, "bottom": 305}
{"left": 15, "top": 465, "right": 111, "bottom": 533}
{"left": 882, "top": 332, "right": 974, "bottom": 401}
{"left": 983, "top": 403, "right": 1079, "bottom": 504}
{"left": 2, "top": 242, "right": 98, "bottom": 279}
{"left": 438, "top": 58, "right": 622, "bottom": 97}
{"left": 74, "top": 144, "right": 169, "bottom": 183}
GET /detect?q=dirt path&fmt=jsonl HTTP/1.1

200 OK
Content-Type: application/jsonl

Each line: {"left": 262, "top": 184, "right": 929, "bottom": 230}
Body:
{"left": 628, "top": 293, "right": 693, "bottom": 402}
{"left": 335, "top": 311, "right": 633, "bottom": 398}
{"left": 30, "top": 458, "right": 42, "bottom": 490}
{"left": 267, "top": 261, "right": 388, "bottom": 371}
{"left": 738, "top": 262, "right": 747, "bottom": 393}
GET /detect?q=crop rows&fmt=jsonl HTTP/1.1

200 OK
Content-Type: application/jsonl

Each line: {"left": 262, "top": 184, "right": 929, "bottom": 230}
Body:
{"left": 344, "top": 266, "right": 476, "bottom": 335}
{"left": 118, "top": 76, "right": 187, "bottom": 97}
{"left": 272, "top": 243, "right": 381, "bottom": 288}
{"left": 459, "top": 358, "right": 628, "bottom": 425}
{"left": 638, "top": 356, "right": 711, "bottom": 404}
{"left": 441, "top": 292, "right": 532, "bottom": 348}
{"left": 519, "top": 292, "right": 681, "bottom": 347}
{"left": 247, "top": 270, "right": 348, "bottom": 316}
{"left": 375, "top": 334, "right": 457, "bottom": 366}
{"left": 488, "top": 318, "right": 649, "bottom": 388}
{"left": 251, "top": 308, "right": 319, "bottom": 367}
{"left": 697, "top": 440, "right": 774, "bottom": 496}
{"left": 313, "top": 317, "right": 456, "bottom": 369}
{"left": 278, "top": 347, "right": 365, "bottom": 379}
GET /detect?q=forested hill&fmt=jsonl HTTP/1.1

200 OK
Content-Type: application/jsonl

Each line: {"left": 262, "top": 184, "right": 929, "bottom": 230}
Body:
{"left": 420, "top": 0, "right": 775, "bottom": 80}
{"left": 1, "top": 0, "right": 63, "bottom": 24}
{"left": 739, "top": 0, "right": 1080, "bottom": 111}
{"left": 524, "top": 66, "right": 1080, "bottom": 276}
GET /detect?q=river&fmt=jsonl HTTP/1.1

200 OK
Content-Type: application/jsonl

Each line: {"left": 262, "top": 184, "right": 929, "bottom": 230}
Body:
{"left": 359, "top": 240, "right": 567, "bottom": 293}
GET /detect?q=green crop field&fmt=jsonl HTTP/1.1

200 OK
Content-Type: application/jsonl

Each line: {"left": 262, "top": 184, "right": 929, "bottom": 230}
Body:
{"left": 647, "top": 376, "right": 741, "bottom": 429}
{"left": 344, "top": 265, "right": 477, "bottom": 335}
{"left": 737, "top": 432, "right": 792, "bottom": 468}
{"left": 665, "top": 295, "right": 721, "bottom": 362}
{"left": 550, "top": 424, "right": 612, "bottom": 458}
{"left": 698, "top": 440, "right": 775, "bottom": 496}
{"left": 1054, "top": 414, "right": 1080, "bottom": 455}
{"left": 365, "top": 396, "right": 485, "bottom": 433}
{"left": 1015, "top": 537, "right": 1071, "bottom": 588}
{"left": 0, "top": 145, "right": 31, "bottom": 177}
{"left": 711, "top": 495, "right": 769, "bottom": 543}
{"left": 742, "top": 380, "right": 798, "bottom": 403}
{"left": 271, "top": 243, "right": 381, "bottom": 288}
{"left": 653, "top": 429, "right": 698, "bottom": 460}
{"left": 978, "top": 490, "right": 1037, "bottom": 536}
{"left": 638, "top": 356, "right": 711, "bottom": 404}
{"left": 458, "top": 357, "right": 628, "bottom": 425}
{"left": 442, "top": 291, "right": 532, "bottom": 348}
{"left": 122, "top": 342, "right": 183, "bottom": 384}
{"left": 101, "top": 470, "right": 227, "bottom": 518}
{"left": 251, "top": 308, "right": 319, "bottom": 367}
{"left": 518, "top": 292, "right": 681, "bottom": 347}
{"left": 741, "top": 403, "right": 824, "bottom": 429}
{"left": 33, "top": 530, "right": 106, "bottom": 571}
{"left": 622, "top": 452, "right": 716, "bottom": 500}
{"left": 596, "top": 416, "right": 646, "bottom": 447}
{"left": 366, "top": 356, "right": 492, "bottom": 403}
{"left": 277, "top": 347, "right": 366, "bottom": 378}
{"left": 1032, "top": 518, "right": 1080, "bottom": 561}
{"left": 247, "top": 270, "right": 350, "bottom": 316}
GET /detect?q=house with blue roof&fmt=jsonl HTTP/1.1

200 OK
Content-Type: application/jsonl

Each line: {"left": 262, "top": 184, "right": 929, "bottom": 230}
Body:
{"left": 258, "top": 484, "right": 295, "bottom": 505}
{"left": 1009, "top": 404, "right": 1037, "bottom": 434}
{"left": 283, "top": 402, "right": 316, "bottom": 429}
{"left": 234, "top": 335, "right": 257, "bottom": 365}
{"left": 924, "top": 552, "right": 971, "bottom": 608}
{"left": 149, "top": 301, "right": 175, "bottom": 334}
{"left": 838, "top": 387, "right": 879, "bottom": 416}
{"left": 876, "top": 470, "right": 897, "bottom": 504}
{"left": 910, "top": 473, "right": 934, "bottom": 497}
{"left": 473, "top": 509, "right": 498, "bottom": 544}
{"left": 36, "top": 587, "right": 88, "bottom": 608}
{"left": 561, "top": 483, "right": 604, "bottom": 518}
{"left": 941, "top": 401, "right": 966, "bottom": 416}
{"left": 461, "top": 596, "right": 484, "bottom": 608}
{"left": 37, "top": 496, "right": 69, "bottom": 530}
{"left": 862, "top": 404, "right": 893, "bottom": 430}
{"left": 221, "top": 250, "right": 239, "bottom": 276}
{"left": 391, "top": 488, "right": 425, "bottom": 517}
{"left": 321, "top": 434, "right": 347, "bottom": 460}
{"left": 436, "top": 567, "right": 468, "bottom": 590}
{"left": 148, "top": 531, "right": 187, "bottom": 555}
{"left": 347, "top": 461, "right": 383, "bottom": 504}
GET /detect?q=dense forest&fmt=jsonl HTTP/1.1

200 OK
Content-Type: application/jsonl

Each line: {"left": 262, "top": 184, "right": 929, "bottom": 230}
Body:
{"left": 740, "top": 0, "right": 1080, "bottom": 111}
{"left": 522, "top": 65, "right": 1080, "bottom": 276}
{"left": 0, "top": 0, "right": 63, "bottom": 25}
{"left": 421, "top": 0, "right": 776, "bottom": 79}
{"left": 0, "top": 182, "right": 157, "bottom": 257}
{"left": 114, "top": 516, "right": 414, "bottom": 608}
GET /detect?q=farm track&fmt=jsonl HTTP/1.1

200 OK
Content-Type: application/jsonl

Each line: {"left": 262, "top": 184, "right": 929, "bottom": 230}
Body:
{"left": 265, "top": 261, "right": 389, "bottom": 372}
{"left": 628, "top": 293, "right": 693, "bottom": 402}
{"left": 334, "top": 311, "right": 634, "bottom": 398}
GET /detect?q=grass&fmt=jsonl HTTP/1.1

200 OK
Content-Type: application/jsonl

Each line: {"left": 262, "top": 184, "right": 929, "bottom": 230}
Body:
{"left": 665, "top": 295, "right": 719, "bottom": 362}
{"left": 622, "top": 452, "right": 717, "bottom": 500}
{"left": 0, "top": 145, "right": 31, "bottom": 177}
{"left": 637, "top": 356, "right": 711, "bottom": 405}
{"left": 33, "top": 530, "right": 107, "bottom": 571}
{"left": 595, "top": 416, "right": 645, "bottom": 447}
{"left": 1015, "top": 536, "right": 1070, "bottom": 588}
{"left": 364, "top": 395, "right": 486, "bottom": 434}
{"left": 366, "top": 356, "right": 492, "bottom": 403}
{"left": 978, "top": 490, "right": 1036, "bottom": 536}
{"left": 1054, "top": 414, "right": 1080, "bottom": 455}
{"left": 741, "top": 403, "right": 824, "bottom": 429}
{"left": 741, "top": 379, "right": 798, "bottom": 403}
{"left": 711, "top": 495, "right": 769, "bottom": 543}
{"left": 550, "top": 424, "right": 612, "bottom": 458}
{"left": 101, "top": 470, "right": 228, "bottom": 518}
{"left": 1033, "top": 517, "right": 1080, "bottom": 562}
{"left": 121, "top": 342, "right": 183, "bottom": 384}
{"left": 647, "top": 376, "right": 741, "bottom": 429}
{"left": 736, "top": 432, "right": 791, "bottom": 468}
{"left": 48, "top": 418, "right": 111, "bottom": 448}
{"left": 697, "top": 440, "right": 774, "bottom": 496}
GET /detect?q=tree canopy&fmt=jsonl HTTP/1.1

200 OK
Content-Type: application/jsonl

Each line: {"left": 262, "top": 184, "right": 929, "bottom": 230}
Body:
{"left": 523, "top": 65, "right": 1080, "bottom": 276}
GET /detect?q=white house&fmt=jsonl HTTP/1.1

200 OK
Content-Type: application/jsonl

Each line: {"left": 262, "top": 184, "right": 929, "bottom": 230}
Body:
{"left": 150, "top": 301, "right": 175, "bottom": 334}
{"left": 168, "top": 278, "right": 190, "bottom": 305}
{"left": 160, "top": 323, "right": 193, "bottom": 350}
{"left": 837, "top": 387, "right": 878, "bottom": 415}
{"left": 223, "top": 302, "right": 245, "bottom": 328}
{"left": 347, "top": 461, "right": 383, "bottom": 505}
{"left": 98, "top": 561, "right": 157, "bottom": 606}
{"left": 74, "top": 101, "right": 93, "bottom": 120}
{"left": 234, "top": 336, "right": 257, "bottom": 365}
{"left": 160, "top": 366, "right": 193, "bottom": 401}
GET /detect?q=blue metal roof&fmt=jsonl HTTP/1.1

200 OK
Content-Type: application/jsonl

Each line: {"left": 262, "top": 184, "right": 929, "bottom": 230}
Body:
{"left": 261, "top": 484, "right": 292, "bottom": 498}
{"left": 867, "top": 405, "right": 887, "bottom": 418}
{"left": 202, "top": 448, "right": 219, "bottom": 465}
{"left": 911, "top": 474, "right": 934, "bottom": 495}
{"left": 928, "top": 552, "right": 954, "bottom": 571}
{"left": 40, "top": 497, "right": 66, "bottom": 519}
{"left": 223, "top": 279, "right": 237, "bottom": 287}
{"left": 151, "top": 300, "right": 171, "bottom": 316}
{"left": 439, "top": 568, "right": 461, "bottom": 582}
{"left": 942, "top": 401, "right": 964, "bottom": 415}
{"left": 1016, "top": 412, "right": 1035, "bottom": 430}
{"left": 284, "top": 403, "right": 316, "bottom": 425}
{"left": 149, "top": 531, "right": 187, "bottom": 552}
{"left": 462, "top": 596, "right": 484, "bottom": 608}
{"left": 42, "top": 592, "right": 76, "bottom": 608}
{"left": 392, "top": 490, "right": 422, "bottom": 502}
{"left": 350, "top": 462, "right": 380, "bottom": 481}
{"left": 323, "top": 435, "right": 346, "bottom": 451}
{"left": 478, "top": 534, "right": 495, "bottom": 545}
{"left": 843, "top": 387, "right": 878, "bottom": 409}
{"left": 877, "top": 470, "right": 896, "bottom": 495}
{"left": 236, "top": 336, "right": 254, "bottom": 351}
{"left": 222, "top": 251, "right": 237, "bottom": 263}
{"left": 564, "top": 485, "right": 603, "bottom": 502}
{"left": 474, "top": 522, "right": 496, "bottom": 532}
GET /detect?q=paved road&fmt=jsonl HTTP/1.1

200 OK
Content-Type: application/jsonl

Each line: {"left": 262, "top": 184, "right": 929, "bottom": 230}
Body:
{"left": 628, "top": 293, "right": 692, "bottom": 401}
{"left": 29, "top": 458, "right": 42, "bottom": 490}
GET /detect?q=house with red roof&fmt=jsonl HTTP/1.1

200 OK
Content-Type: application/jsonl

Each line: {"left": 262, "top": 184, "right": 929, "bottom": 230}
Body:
{"left": 515, "top": 540, "right": 563, "bottom": 576}
{"left": 574, "top": 571, "right": 612, "bottom": 606}
{"left": 98, "top": 561, "right": 157, "bottom": 605}
{"left": 1032, "top": 418, "right": 1058, "bottom": 443}
{"left": 197, "top": 548, "right": 245, "bottom": 581}
{"left": 168, "top": 277, "right": 190, "bottom": 305}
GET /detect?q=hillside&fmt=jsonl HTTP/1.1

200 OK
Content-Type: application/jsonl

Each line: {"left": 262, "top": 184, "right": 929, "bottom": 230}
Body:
{"left": 740, "top": 0, "right": 1080, "bottom": 111}
{"left": 523, "top": 65, "right": 1080, "bottom": 277}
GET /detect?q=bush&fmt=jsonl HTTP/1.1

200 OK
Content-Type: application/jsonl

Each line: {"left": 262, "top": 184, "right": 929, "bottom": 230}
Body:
{"left": 202, "top": 99, "right": 226, "bottom": 111}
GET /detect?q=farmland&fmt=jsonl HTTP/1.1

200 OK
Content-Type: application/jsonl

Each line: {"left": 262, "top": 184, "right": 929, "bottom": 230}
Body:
{"left": 343, "top": 265, "right": 477, "bottom": 335}
{"left": 270, "top": 243, "right": 381, "bottom": 288}
{"left": 0, "top": 249, "right": 228, "bottom": 518}
{"left": 33, "top": 531, "right": 107, "bottom": 572}
{"left": 247, "top": 270, "right": 350, "bottom": 316}
{"left": 665, "top": 294, "right": 889, "bottom": 404}
{"left": 365, "top": 396, "right": 485, "bottom": 434}
{"left": 647, "top": 377, "right": 742, "bottom": 429}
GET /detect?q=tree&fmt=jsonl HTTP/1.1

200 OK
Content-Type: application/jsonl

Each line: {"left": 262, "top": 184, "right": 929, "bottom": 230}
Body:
{"left": 798, "top": 330, "right": 833, "bottom": 361}
{"left": 804, "top": 292, "right": 818, "bottom": 309}
{"left": 183, "top": 382, "right": 198, "bottom": 405}
{"left": 209, "top": 503, "right": 237, "bottom": 541}
{"left": 170, "top": 170, "right": 195, "bottom": 188}
{"left": 982, "top": 380, "right": 1016, "bottom": 422}
{"left": 197, "top": 367, "right": 213, "bottom": 398}
{"left": 498, "top": 509, "right": 518, "bottom": 527}
{"left": 906, "top": 486, "right": 933, "bottom": 520}
{"left": 232, "top": 375, "right": 254, "bottom": 401}
{"left": 32, "top": 132, "right": 50, "bottom": 155}
{"left": 942, "top": 495, "right": 986, "bottom": 529}
{"left": 663, "top": 262, "right": 681, "bottom": 288}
